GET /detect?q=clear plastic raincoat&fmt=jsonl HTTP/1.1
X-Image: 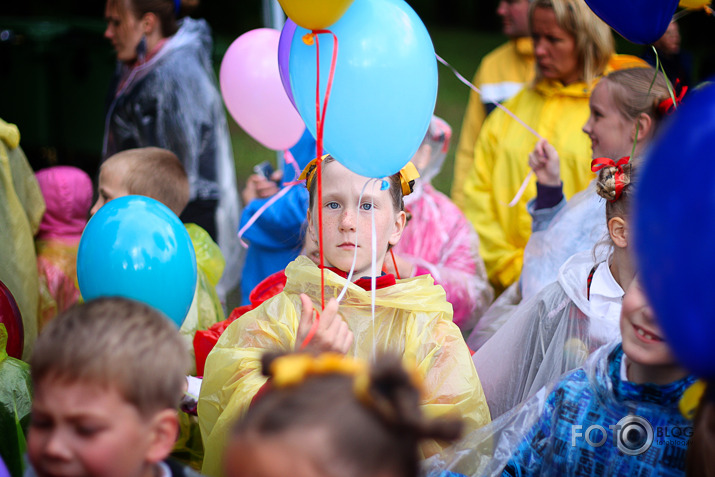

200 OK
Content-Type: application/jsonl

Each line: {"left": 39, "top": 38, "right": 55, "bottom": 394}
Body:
{"left": 0, "top": 119, "right": 45, "bottom": 358}
{"left": 198, "top": 256, "right": 491, "bottom": 477}
{"left": 103, "top": 18, "right": 242, "bottom": 297}
{"left": 423, "top": 343, "right": 697, "bottom": 476}
{"left": 472, "top": 251, "right": 623, "bottom": 419}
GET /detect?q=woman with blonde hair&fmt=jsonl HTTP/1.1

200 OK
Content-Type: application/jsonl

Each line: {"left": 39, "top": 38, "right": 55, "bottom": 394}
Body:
{"left": 460, "top": 0, "right": 642, "bottom": 294}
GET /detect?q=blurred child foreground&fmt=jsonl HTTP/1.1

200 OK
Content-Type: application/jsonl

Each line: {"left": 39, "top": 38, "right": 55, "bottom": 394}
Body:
{"left": 26, "top": 297, "right": 199, "bottom": 477}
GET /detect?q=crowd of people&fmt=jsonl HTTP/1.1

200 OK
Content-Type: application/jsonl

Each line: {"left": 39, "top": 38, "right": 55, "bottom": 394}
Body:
{"left": 0, "top": 0, "right": 713, "bottom": 476}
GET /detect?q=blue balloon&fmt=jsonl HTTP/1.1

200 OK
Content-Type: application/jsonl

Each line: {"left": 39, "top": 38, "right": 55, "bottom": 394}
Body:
{"left": 634, "top": 81, "right": 715, "bottom": 379}
{"left": 584, "top": 0, "right": 678, "bottom": 45}
{"left": 77, "top": 196, "right": 197, "bottom": 327}
{"left": 288, "top": 0, "right": 437, "bottom": 178}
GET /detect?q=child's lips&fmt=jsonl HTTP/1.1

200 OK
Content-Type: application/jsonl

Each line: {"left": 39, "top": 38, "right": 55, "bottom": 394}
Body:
{"left": 338, "top": 242, "right": 356, "bottom": 249}
{"left": 633, "top": 324, "right": 664, "bottom": 343}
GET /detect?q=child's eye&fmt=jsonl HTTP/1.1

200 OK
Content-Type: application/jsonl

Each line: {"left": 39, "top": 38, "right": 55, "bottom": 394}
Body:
{"left": 76, "top": 426, "right": 102, "bottom": 437}
{"left": 360, "top": 203, "right": 373, "bottom": 211}
{"left": 326, "top": 202, "right": 340, "bottom": 210}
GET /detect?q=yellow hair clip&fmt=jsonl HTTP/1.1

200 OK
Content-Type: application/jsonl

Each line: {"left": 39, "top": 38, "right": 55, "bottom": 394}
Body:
{"left": 679, "top": 379, "right": 707, "bottom": 420}
{"left": 399, "top": 162, "right": 420, "bottom": 196}
{"left": 270, "top": 352, "right": 368, "bottom": 388}
{"left": 299, "top": 155, "right": 329, "bottom": 191}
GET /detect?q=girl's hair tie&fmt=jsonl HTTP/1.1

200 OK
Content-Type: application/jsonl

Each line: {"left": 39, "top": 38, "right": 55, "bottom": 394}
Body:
{"left": 658, "top": 82, "right": 688, "bottom": 116}
{"left": 173, "top": 0, "right": 181, "bottom": 16}
{"left": 299, "top": 155, "right": 329, "bottom": 191}
{"left": 399, "top": 162, "right": 420, "bottom": 196}
{"left": 591, "top": 156, "right": 630, "bottom": 202}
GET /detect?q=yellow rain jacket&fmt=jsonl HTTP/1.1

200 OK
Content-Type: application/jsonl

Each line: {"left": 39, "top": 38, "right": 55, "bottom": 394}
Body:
{"left": 0, "top": 119, "right": 45, "bottom": 359}
{"left": 452, "top": 38, "right": 535, "bottom": 210}
{"left": 180, "top": 223, "right": 226, "bottom": 374}
{"left": 460, "top": 55, "right": 647, "bottom": 292}
{"left": 198, "top": 256, "right": 490, "bottom": 477}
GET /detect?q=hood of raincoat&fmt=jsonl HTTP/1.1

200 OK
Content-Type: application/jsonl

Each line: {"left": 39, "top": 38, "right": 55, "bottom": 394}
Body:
{"left": 35, "top": 166, "right": 92, "bottom": 240}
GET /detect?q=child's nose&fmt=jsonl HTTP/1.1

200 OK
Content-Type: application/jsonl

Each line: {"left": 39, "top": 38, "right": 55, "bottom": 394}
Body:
{"left": 339, "top": 208, "right": 356, "bottom": 231}
{"left": 44, "top": 430, "right": 73, "bottom": 460}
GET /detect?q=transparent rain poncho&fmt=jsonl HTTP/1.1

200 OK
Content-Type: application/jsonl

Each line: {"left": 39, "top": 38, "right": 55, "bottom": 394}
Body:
{"left": 103, "top": 18, "right": 242, "bottom": 297}
{"left": 423, "top": 342, "right": 697, "bottom": 477}
{"left": 198, "top": 256, "right": 491, "bottom": 477}
{"left": 521, "top": 181, "right": 607, "bottom": 301}
{"left": 467, "top": 182, "right": 607, "bottom": 351}
{"left": 395, "top": 117, "right": 493, "bottom": 332}
{"left": 471, "top": 250, "right": 623, "bottom": 419}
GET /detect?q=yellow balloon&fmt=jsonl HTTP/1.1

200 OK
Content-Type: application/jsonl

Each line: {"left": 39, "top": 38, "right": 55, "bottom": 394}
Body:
{"left": 278, "top": 0, "right": 355, "bottom": 30}
{"left": 678, "top": 0, "right": 711, "bottom": 9}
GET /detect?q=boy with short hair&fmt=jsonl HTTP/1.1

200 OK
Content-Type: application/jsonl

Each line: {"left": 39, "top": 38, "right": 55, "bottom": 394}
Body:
{"left": 27, "top": 297, "right": 203, "bottom": 477}
{"left": 91, "top": 147, "right": 226, "bottom": 371}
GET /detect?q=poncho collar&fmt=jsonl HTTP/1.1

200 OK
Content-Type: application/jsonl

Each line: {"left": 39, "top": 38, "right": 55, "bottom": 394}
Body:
{"left": 605, "top": 345, "right": 696, "bottom": 408}
{"left": 322, "top": 267, "right": 396, "bottom": 291}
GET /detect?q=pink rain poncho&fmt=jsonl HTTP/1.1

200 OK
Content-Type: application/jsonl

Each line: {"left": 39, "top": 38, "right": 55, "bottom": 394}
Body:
{"left": 394, "top": 117, "right": 493, "bottom": 332}
{"left": 34, "top": 166, "right": 92, "bottom": 329}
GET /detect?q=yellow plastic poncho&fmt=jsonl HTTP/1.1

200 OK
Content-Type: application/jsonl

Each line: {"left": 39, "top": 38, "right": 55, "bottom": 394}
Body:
{"left": 180, "top": 223, "right": 226, "bottom": 374}
{"left": 198, "top": 256, "right": 491, "bottom": 477}
{"left": 0, "top": 119, "right": 45, "bottom": 359}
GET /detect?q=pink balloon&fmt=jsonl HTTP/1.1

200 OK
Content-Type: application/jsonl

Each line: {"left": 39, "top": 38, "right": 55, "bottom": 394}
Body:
{"left": 220, "top": 28, "right": 305, "bottom": 151}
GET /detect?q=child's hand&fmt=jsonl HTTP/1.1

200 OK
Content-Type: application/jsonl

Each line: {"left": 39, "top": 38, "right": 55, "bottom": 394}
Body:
{"left": 528, "top": 139, "right": 561, "bottom": 187}
{"left": 296, "top": 294, "right": 353, "bottom": 354}
{"left": 241, "top": 171, "right": 283, "bottom": 204}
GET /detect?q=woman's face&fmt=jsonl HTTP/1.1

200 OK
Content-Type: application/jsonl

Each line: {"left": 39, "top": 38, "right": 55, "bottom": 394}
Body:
{"left": 104, "top": 0, "right": 145, "bottom": 63}
{"left": 531, "top": 7, "right": 580, "bottom": 85}
{"left": 582, "top": 80, "right": 635, "bottom": 159}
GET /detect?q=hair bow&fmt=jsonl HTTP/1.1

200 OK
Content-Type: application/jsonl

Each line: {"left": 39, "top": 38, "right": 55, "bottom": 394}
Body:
{"left": 591, "top": 156, "right": 630, "bottom": 202}
{"left": 658, "top": 84, "right": 688, "bottom": 116}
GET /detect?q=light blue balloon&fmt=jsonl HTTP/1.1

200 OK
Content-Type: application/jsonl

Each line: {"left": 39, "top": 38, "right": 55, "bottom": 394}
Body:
{"left": 288, "top": 0, "right": 438, "bottom": 178}
{"left": 77, "top": 196, "right": 197, "bottom": 327}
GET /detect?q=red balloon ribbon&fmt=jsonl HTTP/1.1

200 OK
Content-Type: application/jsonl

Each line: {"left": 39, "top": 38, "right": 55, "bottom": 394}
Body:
{"left": 591, "top": 156, "right": 630, "bottom": 202}
{"left": 300, "top": 29, "right": 339, "bottom": 350}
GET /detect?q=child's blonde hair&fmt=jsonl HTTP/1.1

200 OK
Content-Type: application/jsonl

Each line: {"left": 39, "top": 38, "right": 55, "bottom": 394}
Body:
{"left": 529, "top": 0, "right": 614, "bottom": 86}
{"left": 602, "top": 67, "right": 672, "bottom": 132}
{"left": 103, "top": 147, "right": 189, "bottom": 216}
{"left": 30, "top": 297, "right": 189, "bottom": 417}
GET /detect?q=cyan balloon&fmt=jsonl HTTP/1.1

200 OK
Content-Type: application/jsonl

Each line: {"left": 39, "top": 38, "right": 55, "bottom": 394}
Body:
{"left": 634, "top": 80, "right": 715, "bottom": 379}
{"left": 77, "top": 196, "right": 197, "bottom": 327}
{"left": 585, "top": 0, "right": 678, "bottom": 45}
{"left": 288, "top": 0, "right": 438, "bottom": 178}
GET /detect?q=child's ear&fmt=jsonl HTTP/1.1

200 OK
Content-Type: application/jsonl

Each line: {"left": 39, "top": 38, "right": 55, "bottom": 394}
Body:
{"left": 608, "top": 216, "right": 628, "bottom": 249}
{"left": 306, "top": 209, "right": 317, "bottom": 244}
{"left": 144, "top": 409, "right": 179, "bottom": 464}
{"left": 141, "top": 12, "right": 158, "bottom": 35}
{"left": 388, "top": 210, "right": 407, "bottom": 247}
{"left": 632, "top": 112, "right": 653, "bottom": 142}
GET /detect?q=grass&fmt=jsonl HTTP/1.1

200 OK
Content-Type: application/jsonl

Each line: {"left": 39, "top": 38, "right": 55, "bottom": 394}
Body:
{"left": 222, "top": 27, "right": 504, "bottom": 196}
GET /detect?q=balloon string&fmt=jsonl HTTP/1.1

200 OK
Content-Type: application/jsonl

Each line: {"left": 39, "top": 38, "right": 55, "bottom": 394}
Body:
{"left": 237, "top": 183, "right": 295, "bottom": 247}
{"left": 436, "top": 54, "right": 544, "bottom": 141}
{"left": 300, "top": 309, "right": 320, "bottom": 350}
{"left": 436, "top": 54, "right": 543, "bottom": 207}
{"left": 310, "top": 29, "right": 339, "bottom": 313}
{"left": 389, "top": 249, "right": 401, "bottom": 279}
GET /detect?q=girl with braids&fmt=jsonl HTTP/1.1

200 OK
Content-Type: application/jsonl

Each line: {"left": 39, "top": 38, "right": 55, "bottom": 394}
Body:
{"left": 102, "top": 0, "right": 242, "bottom": 298}
{"left": 471, "top": 67, "right": 683, "bottom": 419}
{"left": 224, "top": 353, "right": 463, "bottom": 477}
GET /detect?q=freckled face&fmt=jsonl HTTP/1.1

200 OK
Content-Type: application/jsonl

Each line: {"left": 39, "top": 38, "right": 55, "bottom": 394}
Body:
{"left": 307, "top": 161, "right": 405, "bottom": 279}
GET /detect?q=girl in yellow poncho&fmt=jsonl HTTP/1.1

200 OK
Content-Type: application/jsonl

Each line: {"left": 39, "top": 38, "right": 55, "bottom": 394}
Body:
{"left": 198, "top": 157, "right": 491, "bottom": 476}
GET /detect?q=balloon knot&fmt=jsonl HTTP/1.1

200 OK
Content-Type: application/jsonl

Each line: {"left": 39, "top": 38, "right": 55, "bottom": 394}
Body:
{"left": 302, "top": 33, "right": 315, "bottom": 46}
